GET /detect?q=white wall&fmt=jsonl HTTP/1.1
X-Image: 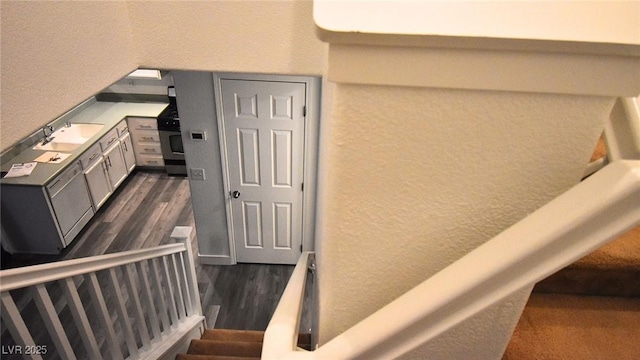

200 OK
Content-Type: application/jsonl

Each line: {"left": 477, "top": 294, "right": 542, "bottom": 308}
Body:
{"left": 0, "top": 1, "right": 138, "bottom": 150}
{"left": 0, "top": 0, "right": 327, "bottom": 152}
{"left": 127, "top": 1, "right": 326, "bottom": 75}
{"left": 172, "top": 71, "right": 230, "bottom": 260}
{"left": 315, "top": 84, "right": 613, "bottom": 351}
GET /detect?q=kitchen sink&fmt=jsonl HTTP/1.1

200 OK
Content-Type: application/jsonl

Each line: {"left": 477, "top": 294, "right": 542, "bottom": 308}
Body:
{"left": 33, "top": 123, "right": 104, "bottom": 151}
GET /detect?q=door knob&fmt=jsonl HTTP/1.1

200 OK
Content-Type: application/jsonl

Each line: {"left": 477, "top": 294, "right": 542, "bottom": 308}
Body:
{"left": 231, "top": 191, "right": 241, "bottom": 199}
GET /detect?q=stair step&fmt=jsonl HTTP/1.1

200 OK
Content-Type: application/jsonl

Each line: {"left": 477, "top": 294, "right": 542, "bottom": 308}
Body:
{"left": 535, "top": 226, "right": 640, "bottom": 297}
{"left": 503, "top": 293, "right": 640, "bottom": 360}
{"left": 201, "top": 329, "right": 265, "bottom": 343}
{"left": 188, "top": 339, "right": 263, "bottom": 358}
{"left": 176, "top": 355, "right": 259, "bottom": 360}
{"left": 199, "top": 328, "right": 312, "bottom": 347}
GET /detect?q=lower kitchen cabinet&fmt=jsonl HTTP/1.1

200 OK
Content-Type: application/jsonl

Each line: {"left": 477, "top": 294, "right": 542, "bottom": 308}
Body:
{"left": 1, "top": 162, "right": 94, "bottom": 254}
{"left": 128, "top": 117, "right": 164, "bottom": 168}
{"left": 1, "top": 106, "right": 166, "bottom": 255}
{"left": 121, "top": 132, "right": 136, "bottom": 173}
{"left": 84, "top": 157, "right": 112, "bottom": 210}
{"left": 84, "top": 128, "right": 130, "bottom": 211}
{"left": 104, "top": 142, "right": 128, "bottom": 189}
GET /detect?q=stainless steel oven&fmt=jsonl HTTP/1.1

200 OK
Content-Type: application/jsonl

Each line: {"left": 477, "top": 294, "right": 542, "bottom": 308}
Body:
{"left": 157, "top": 86, "right": 187, "bottom": 176}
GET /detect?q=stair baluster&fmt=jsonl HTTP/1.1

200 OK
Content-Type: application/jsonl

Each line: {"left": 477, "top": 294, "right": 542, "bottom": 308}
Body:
{"left": 0, "top": 227, "right": 205, "bottom": 360}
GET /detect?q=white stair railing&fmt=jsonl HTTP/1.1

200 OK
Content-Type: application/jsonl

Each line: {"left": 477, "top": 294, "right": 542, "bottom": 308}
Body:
{"left": 0, "top": 226, "right": 203, "bottom": 360}
{"left": 263, "top": 251, "right": 315, "bottom": 358}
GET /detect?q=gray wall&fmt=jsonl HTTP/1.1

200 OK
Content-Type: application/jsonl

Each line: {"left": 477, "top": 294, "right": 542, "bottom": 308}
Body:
{"left": 173, "top": 71, "right": 231, "bottom": 262}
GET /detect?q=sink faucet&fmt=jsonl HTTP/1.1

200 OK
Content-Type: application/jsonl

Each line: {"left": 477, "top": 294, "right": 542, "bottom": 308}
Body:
{"left": 42, "top": 125, "right": 55, "bottom": 145}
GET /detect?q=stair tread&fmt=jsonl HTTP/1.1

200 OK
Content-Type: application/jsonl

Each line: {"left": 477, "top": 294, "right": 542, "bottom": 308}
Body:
{"left": 504, "top": 293, "right": 640, "bottom": 360}
{"left": 535, "top": 226, "right": 640, "bottom": 297}
{"left": 201, "top": 329, "right": 265, "bottom": 343}
{"left": 177, "top": 355, "right": 259, "bottom": 360}
{"left": 187, "top": 339, "right": 263, "bottom": 357}
{"left": 574, "top": 226, "right": 640, "bottom": 271}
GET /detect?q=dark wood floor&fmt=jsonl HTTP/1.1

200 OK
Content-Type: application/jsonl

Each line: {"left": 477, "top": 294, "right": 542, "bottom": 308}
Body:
{"left": 1, "top": 170, "right": 295, "bottom": 331}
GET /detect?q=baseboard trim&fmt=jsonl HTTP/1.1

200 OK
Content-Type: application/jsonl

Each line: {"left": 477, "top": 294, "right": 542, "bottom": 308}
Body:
{"left": 198, "top": 254, "right": 235, "bottom": 265}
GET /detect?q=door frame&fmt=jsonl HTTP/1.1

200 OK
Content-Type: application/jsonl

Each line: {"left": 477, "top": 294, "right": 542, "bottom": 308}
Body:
{"left": 212, "top": 72, "right": 321, "bottom": 264}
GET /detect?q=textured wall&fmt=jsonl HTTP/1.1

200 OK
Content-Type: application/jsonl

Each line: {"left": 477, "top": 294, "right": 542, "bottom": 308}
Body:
{"left": 0, "top": 1, "right": 138, "bottom": 150}
{"left": 126, "top": 1, "right": 326, "bottom": 75}
{"left": 315, "top": 84, "right": 614, "bottom": 347}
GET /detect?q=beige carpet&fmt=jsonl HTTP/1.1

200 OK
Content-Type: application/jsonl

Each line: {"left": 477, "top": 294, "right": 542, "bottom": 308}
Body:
{"left": 505, "top": 135, "right": 640, "bottom": 359}
{"left": 503, "top": 293, "right": 640, "bottom": 360}
{"left": 534, "top": 226, "right": 640, "bottom": 297}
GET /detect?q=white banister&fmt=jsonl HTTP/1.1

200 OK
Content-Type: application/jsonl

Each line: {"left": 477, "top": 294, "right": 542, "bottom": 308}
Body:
{"left": 86, "top": 272, "right": 123, "bottom": 360}
{"left": 123, "top": 264, "right": 151, "bottom": 350}
{"left": 264, "top": 160, "right": 640, "bottom": 359}
{"left": 0, "top": 226, "right": 204, "bottom": 360}
{"left": 604, "top": 97, "right": 640, "bottom": 161}
{"left": 1, "top": 292, "right": 43, "bottom": 360}
{"left": 161, "top": 255, "right": 180, "bottom": 325}
{"left": 149, "top": 257, "right": 172, "bottom": 332}
{"left": 136, "top": 261, "right": 162, "bottom": 340}
{"left": 32, "top": 283, "right": 75, "bottom": 359}
{"left": 0, "top": 243, "right": 185, "bottom": 292}
{"left": 263, "top": 251, "right": 314, "bottom": 359}
{"left": 170, "top": 253, "right": 188, "bottom": 319}
{"left": 109, "top": 267, "right": 139, "bottom": 358}
{"left": 174, "top": 226, "right": 203, "bottom": 316}
{"left": 61, "top": 277, "right": 102, "bottom": 359}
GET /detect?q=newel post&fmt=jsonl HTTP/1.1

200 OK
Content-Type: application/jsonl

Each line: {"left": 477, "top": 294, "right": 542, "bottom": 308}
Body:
{"left": 170, "top": 226, "right": 203, "bottom": 317}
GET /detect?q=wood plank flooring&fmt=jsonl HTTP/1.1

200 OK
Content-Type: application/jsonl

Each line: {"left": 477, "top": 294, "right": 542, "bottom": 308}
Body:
{"left": 1, "top": 170, "right": 295, "bottom": 334}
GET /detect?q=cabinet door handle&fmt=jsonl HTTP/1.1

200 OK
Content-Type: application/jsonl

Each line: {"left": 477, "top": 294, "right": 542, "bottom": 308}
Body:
{"left": 140, "top": 125, "right": 152, "bottom": 129}
{"left": 107, "top": 156, "right": 112, "bottom": 167}
{"left": 123, "top": 142, "right": 128, "bottom": 152}
{"left": 50, "top": 179, "right": 61, "bottom": 188}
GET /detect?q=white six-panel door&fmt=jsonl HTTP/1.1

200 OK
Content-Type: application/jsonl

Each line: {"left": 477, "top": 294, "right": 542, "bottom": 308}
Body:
{"left": 221, "top": 79, "right": 306, "bottom": 264}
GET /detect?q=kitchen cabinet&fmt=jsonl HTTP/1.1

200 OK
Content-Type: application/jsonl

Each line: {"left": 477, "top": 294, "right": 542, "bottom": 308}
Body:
{"left": 0, "top": 100, "right": 168, "bottom": 255}
{"left": 82, "top": 124, "right": 130, "bottom": 211}
{"left": 116, "top": 120, "right": 136, "bottom": 174}
{"left": 104, "top": 142, "right": 127, "bottom": 189}
{"left": 121, "top": 132, "right": 136, "bottom": 173}
{"left": 128, "top": 117, "right": 164, "bottom": 167}
{"left": 48, "top": 164, "right": 93, "bottom": 238}
{"left": 84, "top": 155, "right": 112, "bottom": 210}
{"left": 1, "top": 162, "right": 94, "bottom": 254}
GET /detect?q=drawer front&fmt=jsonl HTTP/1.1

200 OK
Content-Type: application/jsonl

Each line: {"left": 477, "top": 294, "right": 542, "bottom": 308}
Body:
{"left": 46, "top": 162, "right": 82, "bottom": 197}
{"left": 128, "top": 117, "right": 158, "bottom": 131}
{"left": 99, "top": 128, "right": 120, "bottom": 151}
{"left": 134, "top": 142, "right": 162, "bottom": 155}
{"left": 79, "top": 142, "right": 103, "bottom": 169}
{"left": 116, "top": 120, "right": 129, "bottom": 137}
{"left": 132, "top": 131, "right": 161, "bottom": 144}
{"left": 137, "top": 155, "right": 164, "bottom": 167}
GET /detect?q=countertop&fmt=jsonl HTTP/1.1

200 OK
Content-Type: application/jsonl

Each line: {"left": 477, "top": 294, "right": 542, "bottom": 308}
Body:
{"left": 1, "top": 100, "right": 168, "bottom": 186}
